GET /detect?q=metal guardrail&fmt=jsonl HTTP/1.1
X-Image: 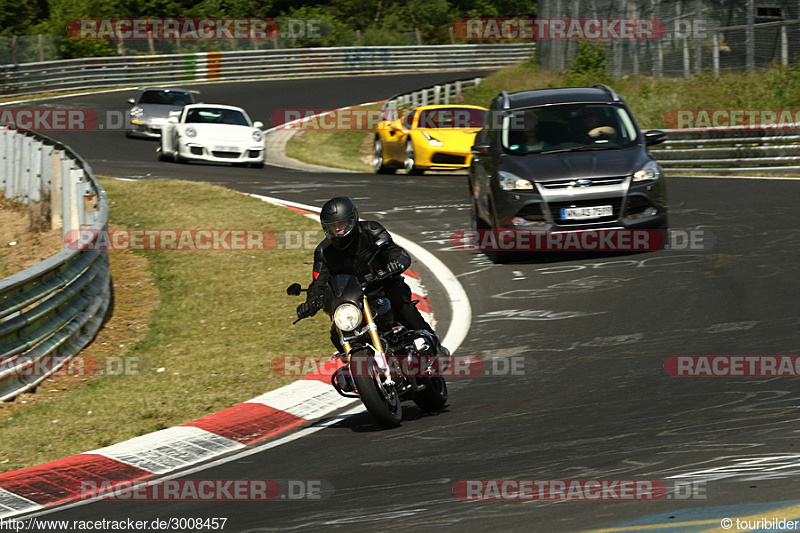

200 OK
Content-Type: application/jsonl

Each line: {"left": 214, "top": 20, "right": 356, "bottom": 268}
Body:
{"left": 380, "top": 77, "right": 484, "bottom": 122}
{"left": 652, "top": 128, "right": 800, "bottom": 173}
{"left": 0, "top": 44, "right": 535, "bottom": 96}
{"left": 0, "top": 128, "right": 111, "bottom": 402}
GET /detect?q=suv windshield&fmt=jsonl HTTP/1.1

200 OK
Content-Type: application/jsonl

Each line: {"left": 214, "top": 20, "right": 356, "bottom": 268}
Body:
{"left": 502, "top": 103, "right": 639, "bottom": 154}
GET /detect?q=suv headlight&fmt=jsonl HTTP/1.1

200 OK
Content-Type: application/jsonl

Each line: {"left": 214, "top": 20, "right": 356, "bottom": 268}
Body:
{"left": 633, "top": 161, "right": 662, "bottom": 182}
{"left": 499, "top": 170, "right": 534, "bottom": 191}
{"left": 334, "top": 303, "right": 362, "bottom": 332}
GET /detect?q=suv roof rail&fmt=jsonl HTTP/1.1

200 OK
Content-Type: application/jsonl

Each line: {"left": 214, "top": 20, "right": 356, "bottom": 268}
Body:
{"left": 592, "top": 84, "right": 621, "bottom": 102}
{"left": 499, "top": 90, "right": 510, "bottom": 110}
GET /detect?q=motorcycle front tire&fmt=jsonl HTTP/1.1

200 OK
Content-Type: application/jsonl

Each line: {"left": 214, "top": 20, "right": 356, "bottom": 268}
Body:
{"left": 350, "top": 349, "right": 403, "bottom": 429}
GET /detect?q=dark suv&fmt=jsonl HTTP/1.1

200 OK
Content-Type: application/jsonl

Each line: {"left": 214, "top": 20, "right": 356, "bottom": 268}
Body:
{"left": 469, "top": 85, "right": 667, "bottom": 261}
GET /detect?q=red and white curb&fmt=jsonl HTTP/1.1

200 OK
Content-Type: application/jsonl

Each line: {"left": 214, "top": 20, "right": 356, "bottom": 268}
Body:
{"left": 0, "top": 195, "right": 465, "bottom": 519}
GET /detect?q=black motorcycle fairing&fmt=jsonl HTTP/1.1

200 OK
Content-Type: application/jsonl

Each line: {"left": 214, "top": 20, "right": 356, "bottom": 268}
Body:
{"left": 323, "top": 274, "right": 365, "bottom": 316}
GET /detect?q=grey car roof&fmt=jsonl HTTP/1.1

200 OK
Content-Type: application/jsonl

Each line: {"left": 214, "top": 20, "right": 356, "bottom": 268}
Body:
{"left": 501, "top": 86, "right": 623, "bottom": 109}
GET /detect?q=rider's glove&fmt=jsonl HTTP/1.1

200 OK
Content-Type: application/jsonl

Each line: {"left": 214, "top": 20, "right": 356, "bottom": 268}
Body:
{"left": 296, "top": 300, "right": 319, "bottom": 319}
{"left": 385, "top": 260, "right": 405, "bottom": 276}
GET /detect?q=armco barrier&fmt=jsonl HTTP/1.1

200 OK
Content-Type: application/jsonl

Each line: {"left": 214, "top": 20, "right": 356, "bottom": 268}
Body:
{"left": 0, "top": 44, "right": 535, "bottom": 96}
{"left": 0, "top": 128, "right": 111, "bottom": 402}
{"left": 652, "top": 128, "right": 800, "bottom": 173}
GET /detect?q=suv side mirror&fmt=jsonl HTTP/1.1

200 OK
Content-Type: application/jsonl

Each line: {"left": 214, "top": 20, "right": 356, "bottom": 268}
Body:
{"left": 471, "top": 142, "right": 490, "bottom": 155}
{"left": 644, "top": 130, "right": 667, "bottom": 146}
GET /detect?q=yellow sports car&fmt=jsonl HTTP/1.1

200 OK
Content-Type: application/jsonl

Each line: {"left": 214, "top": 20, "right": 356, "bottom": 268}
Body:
{"left": 373, "top": 104, "right": 487, "bottom": 174}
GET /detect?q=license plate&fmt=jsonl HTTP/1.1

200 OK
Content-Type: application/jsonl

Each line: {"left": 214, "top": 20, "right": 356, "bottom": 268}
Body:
{"left": 214, "top": 145, "right": 238, "bottom": 152}
{"left": 560, "top": 205, "right": 613, "bottom": 220}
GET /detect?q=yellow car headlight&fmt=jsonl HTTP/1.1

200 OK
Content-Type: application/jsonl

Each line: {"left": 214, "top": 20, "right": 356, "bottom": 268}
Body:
{"left": 333, "top": 303, "right": 362, "bottom": 331}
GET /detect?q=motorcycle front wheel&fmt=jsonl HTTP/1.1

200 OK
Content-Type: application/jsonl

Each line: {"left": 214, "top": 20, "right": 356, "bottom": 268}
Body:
{"left": 350, "top": 349, "right": 402, "bottom": 429}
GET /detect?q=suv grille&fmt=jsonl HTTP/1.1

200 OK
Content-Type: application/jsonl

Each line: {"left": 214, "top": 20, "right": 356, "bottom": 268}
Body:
{"left": 540, "top": 177, "right": 626, "bottom": 190}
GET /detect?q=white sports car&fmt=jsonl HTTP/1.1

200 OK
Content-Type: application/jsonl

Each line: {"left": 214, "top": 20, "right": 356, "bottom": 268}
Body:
{"left": 159, "top": 104, "right": 265, "bottom": 168}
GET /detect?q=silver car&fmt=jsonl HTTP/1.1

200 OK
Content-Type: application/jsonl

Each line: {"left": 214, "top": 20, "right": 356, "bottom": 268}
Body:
{"left": 126, "top": 87, "right": 199, "bottom": 139}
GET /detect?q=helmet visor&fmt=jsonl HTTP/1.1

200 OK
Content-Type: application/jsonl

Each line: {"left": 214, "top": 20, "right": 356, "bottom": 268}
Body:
{"left": 322, "top": 214, "right": 357, "bottom": 240}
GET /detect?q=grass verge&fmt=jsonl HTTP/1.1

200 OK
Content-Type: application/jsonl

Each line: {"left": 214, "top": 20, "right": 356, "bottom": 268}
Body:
{"left": 0, "top": 177, "right": 330, "bottom": 472}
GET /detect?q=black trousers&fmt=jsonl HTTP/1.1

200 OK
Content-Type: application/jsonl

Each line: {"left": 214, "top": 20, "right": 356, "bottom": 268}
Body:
{"left": 330, "top": 278, "right": 433, "bottom": 351}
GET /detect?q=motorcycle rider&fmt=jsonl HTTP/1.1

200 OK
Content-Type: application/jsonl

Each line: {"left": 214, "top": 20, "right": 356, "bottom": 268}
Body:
{"left": 296, "top": 196, "right": 448, "bottom": 355}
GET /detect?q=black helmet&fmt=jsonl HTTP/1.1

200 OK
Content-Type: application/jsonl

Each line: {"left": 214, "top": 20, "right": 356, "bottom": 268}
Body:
{"left": 320, "top": 197, "right": 359, "bottom": 249}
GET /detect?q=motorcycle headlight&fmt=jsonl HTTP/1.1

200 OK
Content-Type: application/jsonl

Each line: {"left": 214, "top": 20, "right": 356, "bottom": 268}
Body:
{"left": 252, "top": 130, "right": 263, "bottom": 142}
{"left": 333, "top": 303, "right": 362, "bottom": 332}
{"left": 633, "top": 161, "right": 662, "bottom": 182}
{"left": 499, "top": 170, "right": 534, "bottom": 191}
{"left": 185, "top": 126, "right": 197, "bottom": 138}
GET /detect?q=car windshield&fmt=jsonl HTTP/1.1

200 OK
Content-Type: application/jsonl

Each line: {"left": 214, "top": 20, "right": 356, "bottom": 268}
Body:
{"left": 184, "top": 108, "right": 249, "bottom": 126}
{"left": 502, "top": 103, "right": 639, "bottom": 154}
{"left": 416, "top": 108, "right": 485, "bottom": 129}
{"left": 139, "top": 90, "right": 194, "bottom": 106}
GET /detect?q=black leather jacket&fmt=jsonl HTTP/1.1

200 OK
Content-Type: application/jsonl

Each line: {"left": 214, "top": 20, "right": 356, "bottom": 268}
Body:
{"left": 306, "top": 220, "right": 411, "bottom": 302}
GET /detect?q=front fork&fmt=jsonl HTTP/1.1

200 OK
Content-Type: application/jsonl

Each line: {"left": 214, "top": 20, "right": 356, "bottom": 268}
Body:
{"left": 337, "top": 296, "right": 393, "bottom": 386}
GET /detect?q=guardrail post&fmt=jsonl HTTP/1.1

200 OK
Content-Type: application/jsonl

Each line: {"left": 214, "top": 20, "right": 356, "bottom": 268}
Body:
{"left": 71, "top": 168, "right": 85, "bottom": 230}
{"left": 712, "top": 31, "right": 720, "bottom": 76}
{"left": 433, "top": 85, "right": 441, "bottom": 105}
{"left": 29, "top": 139, "right": 43, "bottom": 204}
{"left": 781, "top": 23, "right": 788, "bottom": 66}
{"left": 10, "top": 133, "right": 22, "bottom": 200}
{"left": 0, "top": 129, "right": 8, "bottom": 192}
{"left": 51, "top": 149, "right": 64, "bottom": 232}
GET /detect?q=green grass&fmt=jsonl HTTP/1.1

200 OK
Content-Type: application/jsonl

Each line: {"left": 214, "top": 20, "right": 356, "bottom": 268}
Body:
{"left": 286, "top": 128, "right": 373, "bottom": 172}
{"left": 0, "top": 178, "right": 331, "bottom": 472}
{"left": 458, "top": 60, "right": 800, "bottom": 129}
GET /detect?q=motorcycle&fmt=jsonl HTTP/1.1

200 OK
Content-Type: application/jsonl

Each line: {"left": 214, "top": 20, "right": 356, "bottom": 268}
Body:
{"left": 286, "top": 242, "right": 447, "bottom": 429}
